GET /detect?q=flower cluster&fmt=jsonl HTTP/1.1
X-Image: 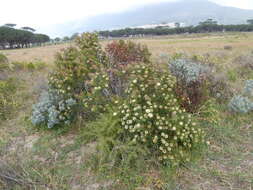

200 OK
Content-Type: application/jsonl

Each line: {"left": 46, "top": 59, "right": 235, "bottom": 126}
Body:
{"left": 116, "top": 65, "right": 205, "bottom": 164}
{"left": 31, "top": 90, "right": 77, "bottom": 128}
{"left": 81, "top": 73, "right": 113, "bottom": 118}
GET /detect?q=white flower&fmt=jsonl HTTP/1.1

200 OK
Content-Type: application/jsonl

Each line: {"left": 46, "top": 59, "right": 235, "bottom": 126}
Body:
{"left": 148, "top": 113, "right": 153, "bottom": 118}
{"left": 133, "top": 79, "right": 137, "bottom": 84}
{"left": 113, "top": 112, "right": 117, "bottom": 116}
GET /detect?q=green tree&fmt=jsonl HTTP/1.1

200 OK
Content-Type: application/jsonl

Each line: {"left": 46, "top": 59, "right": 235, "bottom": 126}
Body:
{"left": 21, "top": 26, "right": 36, "bottom": 32}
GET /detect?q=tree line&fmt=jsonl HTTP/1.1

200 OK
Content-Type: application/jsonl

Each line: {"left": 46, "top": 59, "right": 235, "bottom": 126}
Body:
{"left": 0, "top": 24, "right": 50, "bottom": 49}
{"left": 99, "top": 19, "right": 253, "bottom": 38}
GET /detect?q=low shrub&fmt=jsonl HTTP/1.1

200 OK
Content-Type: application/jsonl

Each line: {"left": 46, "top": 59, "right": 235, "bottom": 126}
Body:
{"left": 31, "top": 90, "right": 77, "bottom": 128}
{"left": 228, "top": 95, "right": 253, "bottom": 113}
{"left": 228, "top": 80, "right": 253, "bottom": 113}
{"left": 243, "top": 80, "right": 253, "bottom": 97}
{"left": 224, "top": 45, "right": 232, "bottom": 50}
{"left": 169, "top": 58, "right": 210, "bottom": 112}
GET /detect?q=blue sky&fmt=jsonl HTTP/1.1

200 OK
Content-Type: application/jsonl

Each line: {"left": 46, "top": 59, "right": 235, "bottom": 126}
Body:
{"left": 0, "top": 0, "right": 252, "bottom": 36}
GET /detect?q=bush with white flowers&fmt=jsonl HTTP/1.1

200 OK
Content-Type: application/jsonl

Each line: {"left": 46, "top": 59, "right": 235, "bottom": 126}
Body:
{"left": 116, "top": 64, "right": 205, "bottom": 164}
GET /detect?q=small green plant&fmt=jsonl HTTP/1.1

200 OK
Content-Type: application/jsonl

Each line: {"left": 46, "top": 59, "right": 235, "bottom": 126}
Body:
{"left": 0, "top": 78, "right": 19, "bottom": 120}
{"left": 0, "top": 53, "right": 9, "bottom": 71}
{"left": 227, "top": 70, "right": 238, "bottom": 82}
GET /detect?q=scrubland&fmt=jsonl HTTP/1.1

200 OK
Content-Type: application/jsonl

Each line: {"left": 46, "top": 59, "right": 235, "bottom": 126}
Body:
{"left": 0, "top": 32, "right": 252, "bottom": 190}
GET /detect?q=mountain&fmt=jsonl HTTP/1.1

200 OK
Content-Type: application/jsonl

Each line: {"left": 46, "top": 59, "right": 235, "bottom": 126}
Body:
{"left": 50, "top": 0, "right": 253, "bottom": 36}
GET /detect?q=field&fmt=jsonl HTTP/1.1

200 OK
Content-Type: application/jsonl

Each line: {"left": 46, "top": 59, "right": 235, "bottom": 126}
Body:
{"left": 0, "top": 32, "right": 252, "bottom": 190}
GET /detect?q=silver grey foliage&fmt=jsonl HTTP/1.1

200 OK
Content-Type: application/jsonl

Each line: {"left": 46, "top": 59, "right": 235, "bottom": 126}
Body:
{"left": 169, "top": 58, "right": 209, "bottom": 84}
{"left": 31, "top": 90, "right": 76, "bottom": 128}
{"left": 229, "top": 80, "right": 253, "bottom": 113}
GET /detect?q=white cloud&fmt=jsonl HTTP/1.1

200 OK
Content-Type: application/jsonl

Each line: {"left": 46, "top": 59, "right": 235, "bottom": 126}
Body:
{"left": 210, "top": 0, "right": 253, "bottom": 9}
{"left": 0, "top": 0, "right": 252, "bottom": 37}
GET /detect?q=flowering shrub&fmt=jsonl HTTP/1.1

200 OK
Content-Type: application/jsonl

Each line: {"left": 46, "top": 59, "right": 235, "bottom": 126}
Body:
{"left": 169, "top": 58, "right": 210, "bottom": 112}
{"left": 31, "top": 90, "right": 77, "bottom": 128}
{"left": 49, "top": 33, "right": 108, "bottom": 97}
{"left": 105, "top": 40, "right": 151, "bottom": 96}
{"left": 115, "top": 64, "right": 205, "bottom": 164}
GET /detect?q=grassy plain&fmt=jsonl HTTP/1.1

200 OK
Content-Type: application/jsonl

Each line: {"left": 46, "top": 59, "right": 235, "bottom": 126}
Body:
{"left": 0, "top": 32, "right": 252, "bottom": 190}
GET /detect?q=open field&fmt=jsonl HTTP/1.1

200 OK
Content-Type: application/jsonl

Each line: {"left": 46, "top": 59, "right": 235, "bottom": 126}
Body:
{"left": 0, "top": 32, "right": 252, "bottom": 190}
{"left": 1, "top": 32, "right": 253, "bottom": 63}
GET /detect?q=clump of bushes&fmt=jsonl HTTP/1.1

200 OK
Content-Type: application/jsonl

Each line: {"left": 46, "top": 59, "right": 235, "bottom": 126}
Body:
{"left": 169, "top": 58, "right": 210, "bottom": 112}
{"left": 228, "top": 80, "right": 253, "bottom": 113}
{"left": 116, "top": 64, "right": 205, "bottom": 164}
{"left": 31, "top": 33, "right": 206, "bottom": 167}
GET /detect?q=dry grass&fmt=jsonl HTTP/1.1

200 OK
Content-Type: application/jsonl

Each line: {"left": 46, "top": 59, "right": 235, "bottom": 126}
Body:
{"left": 1, "top": 32, "right": 253, "bottom": 64}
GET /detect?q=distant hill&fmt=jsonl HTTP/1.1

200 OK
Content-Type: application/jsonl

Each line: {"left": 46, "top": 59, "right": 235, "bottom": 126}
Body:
{"left": 54, "top": 0, "right": 253, "bottom": 36}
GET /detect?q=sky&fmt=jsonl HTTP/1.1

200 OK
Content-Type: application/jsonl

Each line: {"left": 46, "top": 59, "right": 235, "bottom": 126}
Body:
{"left": 1, "top": 0, "right": 253, "bottom": 37}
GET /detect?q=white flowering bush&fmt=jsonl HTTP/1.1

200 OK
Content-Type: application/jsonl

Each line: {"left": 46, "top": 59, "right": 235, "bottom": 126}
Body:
{"left": 31, "top": 90, "right": 77, "bottom": 128}
{"left": 115, "top": 64, "right": 205, "bottom": 164}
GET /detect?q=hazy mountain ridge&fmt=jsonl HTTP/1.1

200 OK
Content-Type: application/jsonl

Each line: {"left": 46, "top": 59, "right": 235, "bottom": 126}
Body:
{"left": 54, "top": 0, "right": 253, "bottom": 36}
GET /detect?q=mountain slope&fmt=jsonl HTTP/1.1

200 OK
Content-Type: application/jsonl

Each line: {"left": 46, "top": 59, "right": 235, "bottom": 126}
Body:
{"left": 54, "top": 0, "right": 253, "bottom": 36}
